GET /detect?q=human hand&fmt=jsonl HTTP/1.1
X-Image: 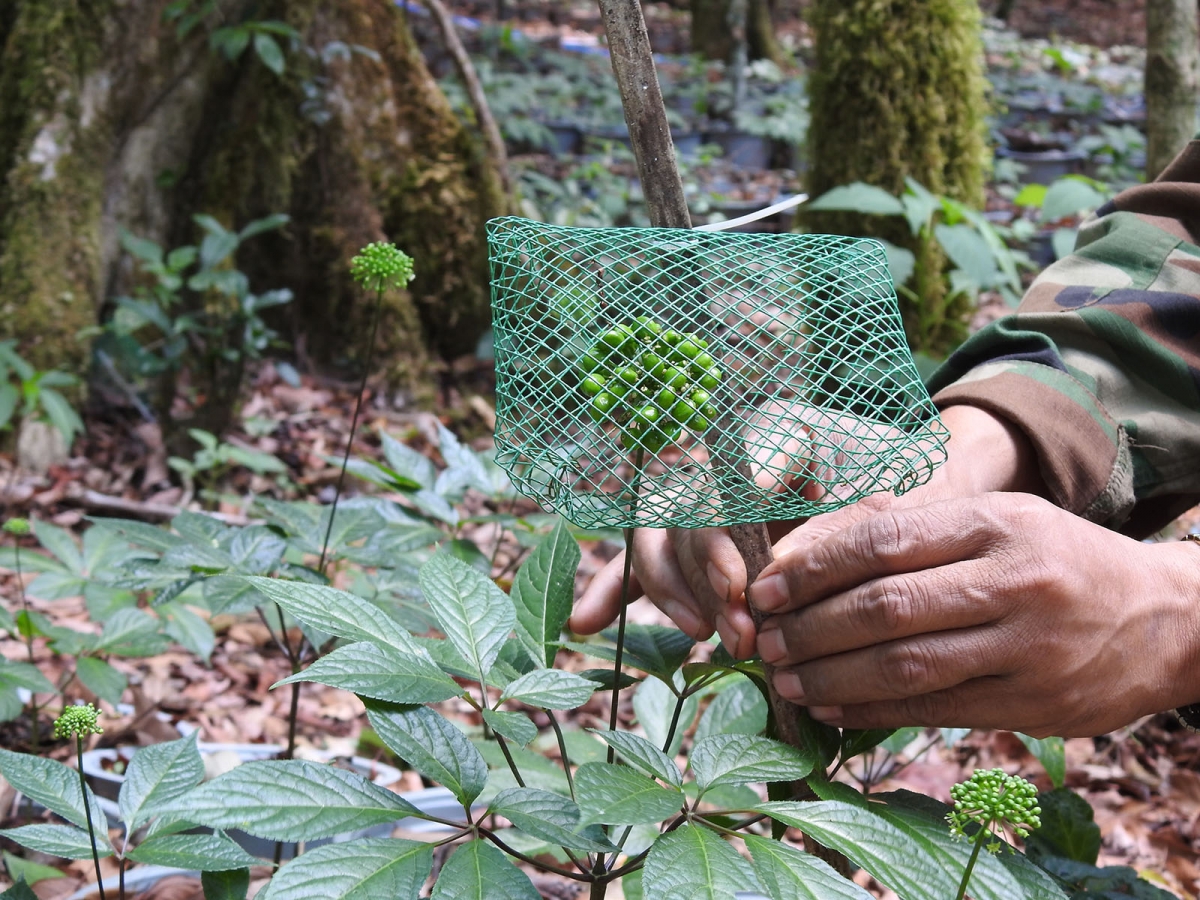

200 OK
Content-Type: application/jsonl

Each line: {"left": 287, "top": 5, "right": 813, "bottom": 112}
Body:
{"left": 570, "top": 404, "right": 1041, "bottom": 657}
{"left": 751, "top": 492, "right": 1200, "bottom": 736}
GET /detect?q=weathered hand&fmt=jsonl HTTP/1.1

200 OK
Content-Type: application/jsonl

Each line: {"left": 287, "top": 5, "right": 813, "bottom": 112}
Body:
{"left": 752, "top": 492, "right": 1200, "bottom": 737}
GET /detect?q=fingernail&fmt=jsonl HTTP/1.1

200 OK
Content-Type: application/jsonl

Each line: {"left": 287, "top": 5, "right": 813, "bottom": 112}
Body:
{"left": 663, "top": 600, "right": 703, "bottom": 636}
{"left": 775, "top": 671, "right": 806, "bottom": 703}
{"left": 753, "top": 573, "right": 787, "bottom": 611}
{"left": 809, "top": 705, "right": 843, "bottom": 725}
{"left": 714, "top": 614, "right": 736, "bottom": 651}
{"left": 758, "top": 627, "right": 786, "bottom": 663}
{"left": 707, "top": 562, "right": 731, "bottom": 601}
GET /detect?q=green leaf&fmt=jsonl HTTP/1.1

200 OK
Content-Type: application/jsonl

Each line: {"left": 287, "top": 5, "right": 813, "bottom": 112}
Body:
{"left": 39, "top": 390, "right": 83, "bottom": 448}
{"left": 0, "top": 384, "right": 18, "bottom": 430}
{"left": 690, "top": 734, "right": 815, "bottom": 792}
{"left": 633, "top": 673, "right": 697, "bottom": 757}
{"left": 31, "top": 519, "right": 82, "bottom": 574}
{"left": 1041, "top": 177, "right": 1107, "bottom": 222}
{"left": 435, "top": 425, "right": 496, "bottom": 497}
{"left": 587, "top": 729, "right": 682, "bottom": 788}
{"left": 621, "top": 870, "right": 644, "bottom": 900}
{"left": 146, "top": 759, "right": 420, "bottom": 840}
{"left": 253, "top": 32, "right": 285, "bottom": 73}
{"left": 488, "top": 787, "right": 617, "bottom": 852}
{"left": 126, "top": 832, "right": 260, "bottom": 869}
{"left": 510, "top": 520, "right": 579, "bottom": 667}
{"left": 258, "top": 838, "right": 432, "bottom": 900}
{"left": 0, "top": 749, "right": 108, "bottom": 832}
{"left": 96, "top": 607, "right": 170, "bottom": 657}
{"left": 642, "top": 824, "right": 763, "bottom": 899}
{"left": 573, "top": 761, "right": 683, "bottom": 826}
{"left": 758, "top": 800, "right": 955, "bottom": 899}
{"left": 743, "top": 833, "right": 872, "bottom": 900}
{"left": 601, "top": 625, "right": 694, "bottom": 681}
{"left": 379, "top": 433, "right": 436, "bottom": 490}
{"left": 694, "top": 676, "right": 766, "bottom": 740}
{"left": 365, "top": 701, "right": 488, "bottom": 807}
{"left": 245, "top": 577, "right": 423, "bottom": 655}
{"left": 3, "top": 850, "right": 63, "bottom": 886}
{"left": 941, "top": 727, "right": 970, "bottom": 749}
{"left": 238, "top": 213, "right": 290, "bottom": 241}
{"left": 935, "top": 223, "right": 999, "bottom": 289}
{"left": 119, "top": 732, "right": 205, "bottom": 830}
{"left": 499, "top": 669, "right": 599, "bottom": 710}
{"left": 161, "top": 601, "right": 216, "bottom": 662}
{"left": 808, "top": 182, "right": 906, "bottom": 216}
{"left": 0, "top": 824, "right": 110, "bottom": 860}
{"left": 202, "top": 869, "right": 249, "bottom": 900}
{"left": 1024, "top": 787, "right": 1101, "bottom": 866}
{"left": 1052, "top": 227, "right": 1078, "bottom": 260}
{"left": 274, "top": 641, "right": 462, "bottom": 705}
{"left": 0, "top": 602, "right": 14, "bottom": 635}
{"left": 419, "top": 554, "right": 515, "bottom": 685}
{"left": 1017, "top": 733, "right": 1066, "bottom": 788}
{"left": 879, "top": 726, "right": 924, "bottom": 755}
{"left": 75, "top": 657, "right": 127, "bottom": 706}
{"left": 1013, "top": 184, "right": 1048, "bottom": 208}
{"left": 481, "top": 709, "right": 537, "bottom": 746}
{"left": 0, "top": 879, "right": 39, "bottom": 900}
{"left": 0, "top": 659, "right": 54, "bottom": 695}
{"left": 430, "top": 839, "right": 540, "bottom": 900}
{"left": 90, "top": 517, "right": 183, "bottom": 552}
{"left": 879, "top": 240, "right": 916, "bottom": 287}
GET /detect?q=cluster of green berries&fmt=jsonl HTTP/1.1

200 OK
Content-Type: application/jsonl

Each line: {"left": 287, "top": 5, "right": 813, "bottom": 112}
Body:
{"left": 578, "top": 316, "right": 722, "bottom": 454}
{"left": 947, "top": 768, "right": 1042, "bottom": 849}
{"left": 350, "top": 241, "right": 415, "bottom": 293}
{"left": 3, "top": 518, "right": 30, "bottom": 536}
{"left": 54, "top": 703, "right": 104, "bottom": 740}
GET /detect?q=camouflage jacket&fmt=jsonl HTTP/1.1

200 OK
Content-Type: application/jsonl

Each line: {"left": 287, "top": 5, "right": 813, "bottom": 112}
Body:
{"left": 929, "top": 142, "right": 1200, "bottom": 537}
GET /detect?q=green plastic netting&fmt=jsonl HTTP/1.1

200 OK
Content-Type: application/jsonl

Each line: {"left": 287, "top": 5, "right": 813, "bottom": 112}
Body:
{"left": 488, "top": 216, "right": 947, "bottom": 529}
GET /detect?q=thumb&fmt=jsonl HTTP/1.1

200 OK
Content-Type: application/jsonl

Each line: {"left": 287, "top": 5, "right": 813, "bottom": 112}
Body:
{"left": 569, "top": 550, "right": 641, "bottom": 634}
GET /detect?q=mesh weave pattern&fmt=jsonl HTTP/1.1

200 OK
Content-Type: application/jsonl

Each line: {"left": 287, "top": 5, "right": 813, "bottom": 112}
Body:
{"left": 488, "top": 216, "right": 947, "bottom": 529}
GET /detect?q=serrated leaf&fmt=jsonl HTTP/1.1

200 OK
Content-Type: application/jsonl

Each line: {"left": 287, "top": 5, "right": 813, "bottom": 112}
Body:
{"left": 499, "top": 669, "right": 599, "bottom": 710}
{"left": 419, "top": 554, "right": 514, "bottom": 685}
{"left": 1041, "top": 177, "right": 1106, "bottom": 222}
{"left": 31, "top": 520, "right": 82, "bottom": 574}
{"left": 758, "top": 800, "right": 954, "bottom": 899}
{"left": 119, "top": 732, "right": 204, "bottom": 830}
{"left": 75, "top": 657, "right": 127, "bottom": 706}
{"left": 488, "top": 787, "right": 618, "bottom": 852}
{"left": 808, "top": 182, "right": 905, "bottom": 215}
{"left": 588, "top": 730, "right": 682, "bottom": 788}
{"left": 694, "top": 676, "right": 767, "bottom": 740}
{"left": 691, "top": 734, "right": 815, "bottom": 792}
{"left": 258, "top": 838, "right": 432, "bottom": 900}
{"left": 0, "top": 749, "right": 108, "bottom": 832}
{"left": 91, "top": 517, "right": 183, "bottom": 552}
{"left": 1025, "top": 786, "right": 1101, "bottom": 866}
{"left": 633, "top": 673, "right": 697, "bottom": 757}
{"left": 126, "top": 832, "right": 260, "bottom": 869}
{"left": 366, "top": 701, "right": 488, "bottom": 807}
{"left": 96, "top": 607, "right": 170, "bottom": 657}
{"left": 743, "top": 833, "right": 872, "bottom": 900}
{"left": 601, "top": 625, "right": 694, "bottom": 681}
{"left": 0, "top": 824, "right": 110, "bottom": 859}
{"left": 145, "top": 759, "right": 420, "bottom": 840}
{"left": 161, "top": 601, "right": 215, "bottom": 662}
{"left": 2, "top": 850, "right": 63, "bottom": 886}
{"left": 431, "top": 839, "right": 540, "bottom": 900}
{"left": 935, "top": 223, "right": 999, "bottom": 289}
{"left": 643, "top": 824, "right": 763, "bottom": 899}
{"left": 201, "top": 869, "right": 249, "bottom": 900}
{"left": 1017, "top": 733, "right": 1066, "bottom": 788}
{"left": 482, "top": 709, "right": 537, "bottom": 746}
{"left": 436, "top": 425, "right": 495, "bottom": 497}
{"left": 245, "top": 577, "right": 422, "bottom": 655}
{"left": 379, "top": 433, "right": 436, "bottom": 490}
{"left": 574, "top": 762, "right": 683, "bottom": 826}
{"left": 510, "top": 520, "right": 579, "bottom": 667}
{"left": 0, "top": 659, "right": 54, "bottom": 694}
{"left": 274, "top": 642, "right": 461, "bottom": 705}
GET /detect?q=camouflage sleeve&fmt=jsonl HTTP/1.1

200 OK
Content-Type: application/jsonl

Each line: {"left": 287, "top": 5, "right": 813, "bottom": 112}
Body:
{"left": 927, "top": 142, "right": 1200, "bottom": 537}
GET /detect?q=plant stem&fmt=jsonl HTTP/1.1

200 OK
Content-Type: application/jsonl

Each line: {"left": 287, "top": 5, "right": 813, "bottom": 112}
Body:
{"left": 492, "top": 732, "right": 527, "bottom": 788}
{"left": 13, "top": 540, "right": 39, "bottom": 754}
{"left": 546, "top": 710, "right": 576, "bottom": 799}
{"left": 76, "top": 735, "right": 107, "bottom": 900}
{"left": 955, "top": 823, "right": 991, "bottom": 900}
{"left": 606, "top": 448, "right": 645, "bottom": 764}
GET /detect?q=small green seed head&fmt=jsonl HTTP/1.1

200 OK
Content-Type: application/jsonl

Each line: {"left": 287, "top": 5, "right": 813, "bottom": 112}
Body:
{"left": 946, "top": 768, "right": 1041, "bottom": 848}
{"left": 54, "top": 703, "right": 104, "bottom": 740}
{"left": 350, "top": 242, "right": 415, "bottom": 293}
{"left": 3, "top": 518, "right": 30, "bottom": 536}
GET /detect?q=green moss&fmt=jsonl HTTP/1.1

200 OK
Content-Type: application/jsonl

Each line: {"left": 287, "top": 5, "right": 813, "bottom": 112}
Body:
{"left": 805, "top": 0, "right": 988, "bottom": 354}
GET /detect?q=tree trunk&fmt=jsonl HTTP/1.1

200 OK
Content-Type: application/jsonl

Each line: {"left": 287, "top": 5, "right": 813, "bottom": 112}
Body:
{"left": 1145, "top": 0, "right": 1199, "bottom": 181}
{"left": 0, "top": 0, "right": 505, "bottom": 403}
{"left": 691, "top": 0, "right": 784, "bottom": 65}
{"left": 805, "top": 0, "right": 988, "bottom": 354}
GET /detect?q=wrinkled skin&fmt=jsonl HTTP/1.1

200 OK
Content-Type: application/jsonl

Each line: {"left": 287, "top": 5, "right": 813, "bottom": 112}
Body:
{"left": 571, "top": 405, "right": 1200, "bottom": 737}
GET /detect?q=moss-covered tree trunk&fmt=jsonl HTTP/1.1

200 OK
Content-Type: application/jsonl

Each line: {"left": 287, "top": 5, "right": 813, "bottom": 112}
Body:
{"left": 0, "top": 0, "right": 504, "bottom": 401}
{"left": 805, "top": 0, "right": 988, "bottom": 353}
{"left": 1145, "top": 0, "right": 1199, "bottom": 180}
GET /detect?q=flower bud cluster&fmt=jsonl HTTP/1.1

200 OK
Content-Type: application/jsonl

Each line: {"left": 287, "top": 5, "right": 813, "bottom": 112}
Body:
{"left": 350, "top": 242, "right": 415, "bottom": 293}
{"left": 947, "top": 768, "right": 1041, "bottom": 848}
{"left": 578, "top": 316, "right": 722, "bottom": 454}
{"left": 54, "top": 703, "right": 104, "bottom": 740}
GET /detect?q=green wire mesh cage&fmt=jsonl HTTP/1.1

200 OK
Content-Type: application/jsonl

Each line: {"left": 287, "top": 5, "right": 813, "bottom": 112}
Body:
{"left": 488, "top": 216, "right": 948, "bottom": 529}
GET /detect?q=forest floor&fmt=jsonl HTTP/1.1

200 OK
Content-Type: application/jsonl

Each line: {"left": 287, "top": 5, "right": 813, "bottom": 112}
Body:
{"left": 2, "top": 1, "right": 1199, "bottom": 898}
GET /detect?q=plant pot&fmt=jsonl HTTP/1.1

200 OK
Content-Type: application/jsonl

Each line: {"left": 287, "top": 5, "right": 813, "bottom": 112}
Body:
{"left": 702, "top": 129, "right": 773, "bottom": 170}
{"left": 541, "top": 121, "right": 582, "bottom": 157}
{"left": 994, "top": 147, "right": 1087, "bottom": 185}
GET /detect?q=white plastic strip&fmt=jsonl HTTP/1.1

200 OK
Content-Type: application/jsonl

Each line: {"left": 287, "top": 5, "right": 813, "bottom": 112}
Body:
{"left": 693, "top": 193, "right": 809, "bottom": 232}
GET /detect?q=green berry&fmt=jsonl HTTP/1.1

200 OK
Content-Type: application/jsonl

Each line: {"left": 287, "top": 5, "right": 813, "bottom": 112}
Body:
{"left": 676, "top": 338, "right": 701, "bottom": 360}
{"left": 601, "top": 328, "right": 626, "bottom": 350}
{"left": 693, "top": 352, "right": 714, "bottom": 371}
{"left": 589, "top": 392, "right": 617, "bottom": 422}
{"left": 690, "top": 389, "right": 711, "bottom": 408}
{"left": 669, "top": 398, "right": 698, "bottom": 425}
{"left": 698, "top": 368, "right": 722, "bottom": 391}
{"left": 579, "top": 350, "right": 604, "bottom": 374}
{"left": 661, "top": 329, "right": 681, "bottom": 345}
{"left": 654, "top": 387, "right": 677, "bottom": 409}
{"left": 642, "top": 353, "right": 665, "bottom": 379}
{"left": 633, "top": 316, "right": 662, "bottom": 340}
{"left": 3, "top": 518, "right": 30, "bottom": 536}
{"left": 581, "top": 374, "right": 606, "bottom": 397}
{"left": 619, "top": 366, "right": 640, "bottom": 386}
{"left": 688, "top": 414, "right": 709, "bottom": 432}
{"left": 664, "top": 367, "right": 688, "bottom": 390}
{"left": 632, "top": 404, "right": 661, "bottom": 427}
{"left": 701, "top": 403, "right": 718, "bottom": 420}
